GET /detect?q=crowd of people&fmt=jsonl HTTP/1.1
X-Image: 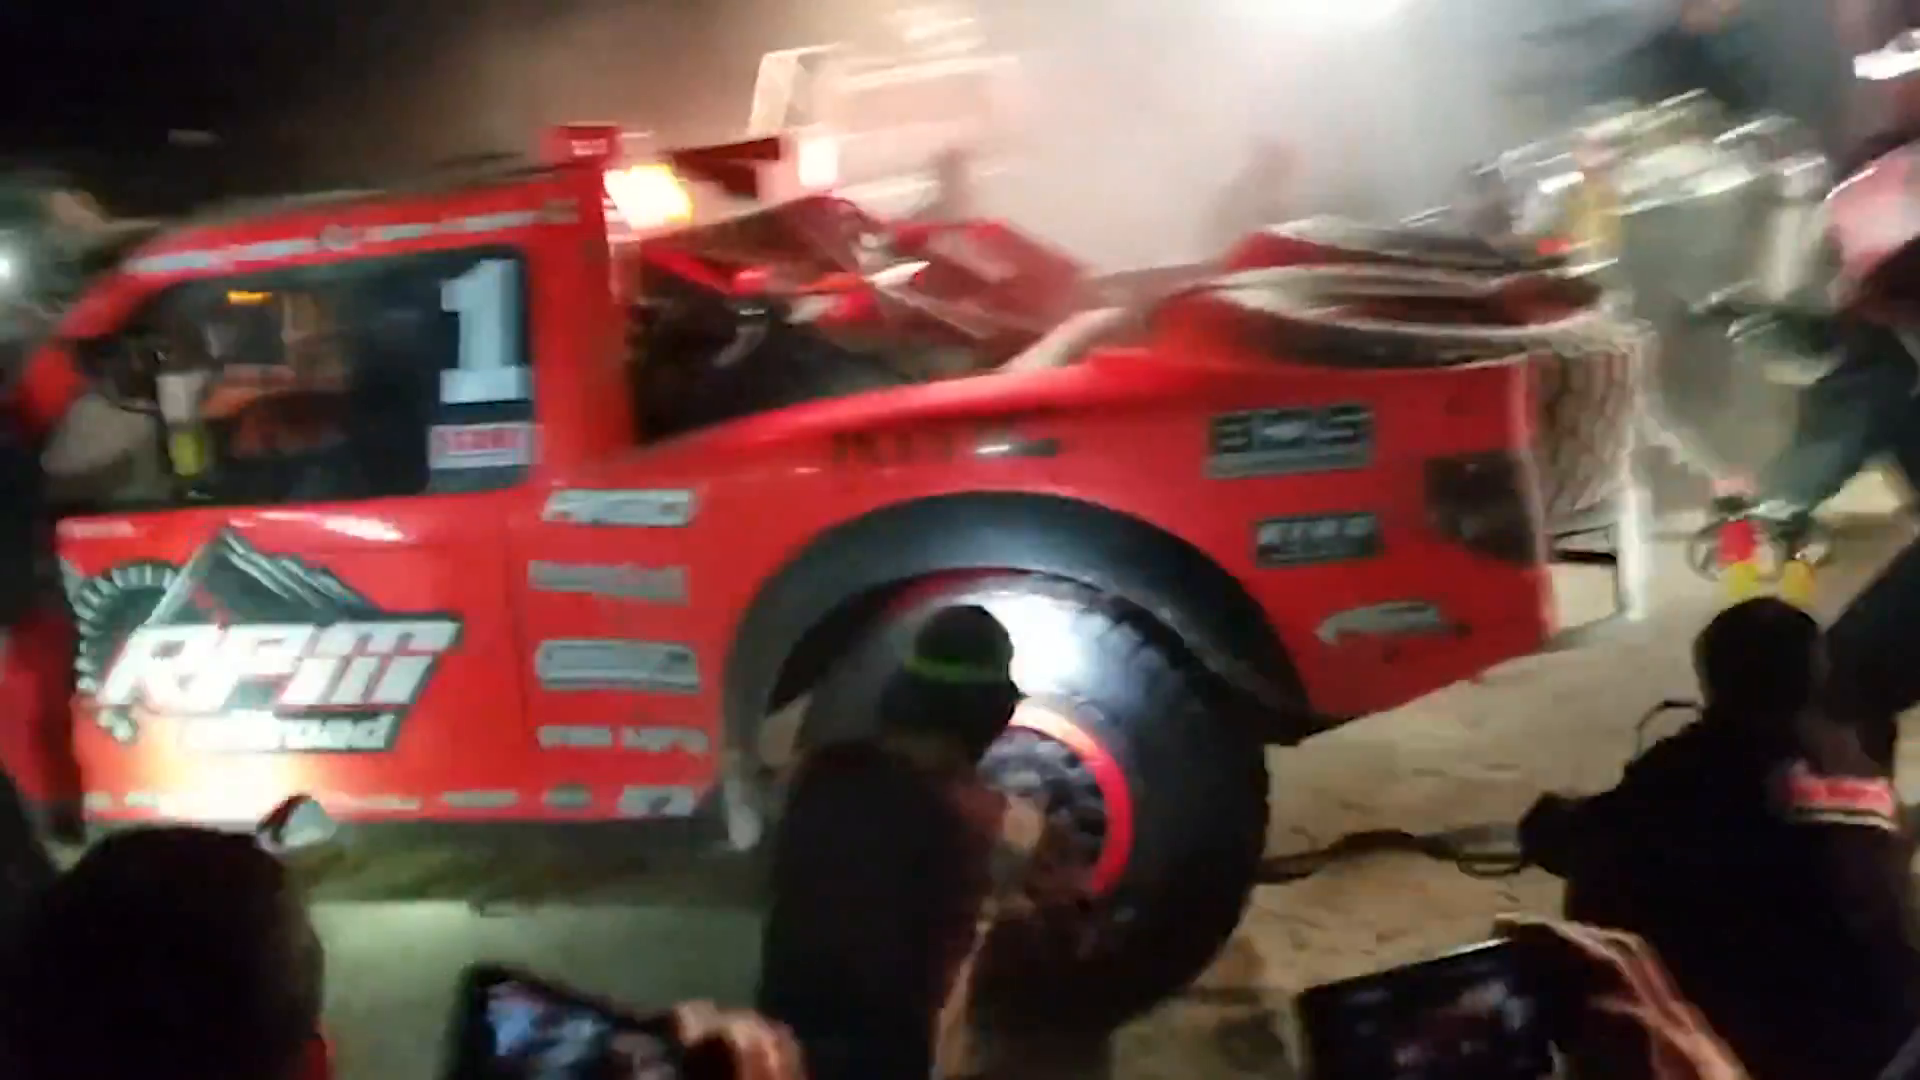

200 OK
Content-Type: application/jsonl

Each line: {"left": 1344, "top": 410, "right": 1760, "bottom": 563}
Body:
{"left": 0, "top": 595, "right": 1908, "bottom": 1080}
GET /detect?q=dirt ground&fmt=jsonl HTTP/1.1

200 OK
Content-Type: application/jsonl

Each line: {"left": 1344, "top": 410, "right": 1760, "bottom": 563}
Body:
{"left": 1123, "top": 483, "right": 1920, "bottom": 1079}
{"left": 304, "top": 480, "right": 1919, "bottom": 1079}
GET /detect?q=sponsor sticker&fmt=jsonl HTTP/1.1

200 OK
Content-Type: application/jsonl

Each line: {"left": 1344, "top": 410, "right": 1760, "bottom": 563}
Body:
{"left": 537, "top": 725, "right": 615, "bottom": 749}
{"left": 543, "top": 785, "right": 593, "bottom": 810}
{"left": 618, "top": 785, "right": 700, "bottom": 819}
{"left": 101, "top": 620, "right": 462, "bottom": 753}
{"left": 528, "top": 561, "right": 689, "bottom": 604}
{"left": 1777, "top": 761, "right": 1900, "bottom": 830}
{"left": 1254, "top": 512, "right": 1382, "bottom": 567}
{"left": 429, "top": 421, "right": 535, "bottom": 471}
{"left": 441, "top": 790, "right": 520, "bottom": 809}
{"left": 74, "top": 530, "right": 462, "bottom": 753}
{"left": 1208, "top": 404, "right": 1373, "bottom": 479}
{"left": 543, "top": 489, "right": 697, "bottom": 528}
{"left": 322, "top": 793, "right": 424, "bottom": 814}
{"left": 831, "top": 425, "right": 1058, "bottom": 468}
{"left": 536, "top": 724, "right": 711, "bottom": 755}
{"left": 1315, "top": 601, "right": 1454, "bottom": 646}
{"left": 535, "top": 639, "right": 701, "bottom": 694}
{"left": 621, "top": 726, "right": 712, "bottom": 755}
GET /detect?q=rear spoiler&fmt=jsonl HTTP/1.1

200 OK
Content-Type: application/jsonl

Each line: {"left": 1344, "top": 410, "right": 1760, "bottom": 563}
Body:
{"left": 664, "top": 136, "right": 788, "bottom": 201}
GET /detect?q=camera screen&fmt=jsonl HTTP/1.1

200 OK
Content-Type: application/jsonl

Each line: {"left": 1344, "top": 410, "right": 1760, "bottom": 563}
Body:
{"left": 453, "top": 974, "right": 682, "bottom": 1080}
{"left": 1296, "top": 940, "right": 1553, "bottom": 1080}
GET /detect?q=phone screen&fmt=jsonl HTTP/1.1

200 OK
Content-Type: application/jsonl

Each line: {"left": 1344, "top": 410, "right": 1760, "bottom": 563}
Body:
{"left": 443, "top": 966, "right": 685, "bottom": 1080}
{"left": 1295, "top": 939, "right": 1553, "bottom": 1080}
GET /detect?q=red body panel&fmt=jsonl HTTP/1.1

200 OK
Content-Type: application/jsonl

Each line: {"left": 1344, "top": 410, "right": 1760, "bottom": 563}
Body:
{"left": 4, "top": 161, "right": 1555, "bottom": 827}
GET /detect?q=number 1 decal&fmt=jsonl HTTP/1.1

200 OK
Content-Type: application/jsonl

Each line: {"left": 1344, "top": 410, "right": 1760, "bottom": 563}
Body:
{"left": 439, "top": 258, "right": 531, "bottom": 405}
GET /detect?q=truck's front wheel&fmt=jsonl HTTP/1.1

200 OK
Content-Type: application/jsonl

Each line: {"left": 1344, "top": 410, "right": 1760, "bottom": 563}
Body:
{"left": 818, "top": 580, "right": 1271, "bottom": 1032}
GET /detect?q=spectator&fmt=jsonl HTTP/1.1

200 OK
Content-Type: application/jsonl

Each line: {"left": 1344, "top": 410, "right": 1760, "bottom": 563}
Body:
{"left": 756, "top": 604, "right": 1072, "bottom": 1080}
{"left": 1520, "top": 598, "right": 1920, "bottom": 1080}
{"left": 0, "top": 826, "right": 326, "bottom": 1080}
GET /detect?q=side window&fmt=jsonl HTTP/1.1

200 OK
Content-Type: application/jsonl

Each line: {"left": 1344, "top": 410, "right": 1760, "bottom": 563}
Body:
{"left": 61, "top": 246, "right": 534, "bottom": 513}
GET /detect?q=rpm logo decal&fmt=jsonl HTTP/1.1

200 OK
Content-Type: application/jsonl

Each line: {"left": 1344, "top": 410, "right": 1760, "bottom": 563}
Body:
{"left": 71, "top": 529, "right": 463, "bottom": 753}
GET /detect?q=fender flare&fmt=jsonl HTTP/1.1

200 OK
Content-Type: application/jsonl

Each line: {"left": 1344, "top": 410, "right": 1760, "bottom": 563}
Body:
{"left": 722, "top": 492, "right": 1311, "bottom": 754}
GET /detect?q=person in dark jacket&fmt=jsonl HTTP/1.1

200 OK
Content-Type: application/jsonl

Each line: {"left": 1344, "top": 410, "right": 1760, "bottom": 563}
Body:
{"left": 1520, "top": 598, "right": 1920, "bottom": 1080}
{"left": 755, "top": 604, "right": 1074, "bottom": 1080}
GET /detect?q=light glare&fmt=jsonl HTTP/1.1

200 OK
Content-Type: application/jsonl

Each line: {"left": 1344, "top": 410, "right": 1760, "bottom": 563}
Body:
{"left": 603, "top": 164, "right": 694, "bottom": 231}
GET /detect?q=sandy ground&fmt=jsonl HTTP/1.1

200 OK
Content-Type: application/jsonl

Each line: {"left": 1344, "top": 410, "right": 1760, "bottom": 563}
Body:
{"left": 304, "top": 476, "right": 1920, "bottom": 1080}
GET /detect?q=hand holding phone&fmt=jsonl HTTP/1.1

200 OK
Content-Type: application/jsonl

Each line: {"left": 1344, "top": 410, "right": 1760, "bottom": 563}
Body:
{"left": 441, "top": 966, "right": 804, "bottom": 1080}
{"left": 1295, "top": 938, "right": 1552, "bottom": 1080}
{"left": 1295, "top": 919, "right": 1751, "bottom": 1080}
{"left": 1493, "top": 916, "right": 1748, "bottom": 1080}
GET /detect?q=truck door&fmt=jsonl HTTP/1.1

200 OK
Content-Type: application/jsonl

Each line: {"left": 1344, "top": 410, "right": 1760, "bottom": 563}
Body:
{"left": 48, "top": 173, "right": 595, "bottom": 825}
{"left": 508, "top": 487, "right": 713, "bottom": 824}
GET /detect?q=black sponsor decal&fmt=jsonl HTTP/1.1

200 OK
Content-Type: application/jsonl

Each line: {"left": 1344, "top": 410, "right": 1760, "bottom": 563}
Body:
{"left": 64, "top": 528, "right": 462, "bottom": 753}
{"left": 1254, "top": 512, "right": 1383, "bottom": 566}
{"left": 1208, "top": 404, "right": 1373, "bottom": 478}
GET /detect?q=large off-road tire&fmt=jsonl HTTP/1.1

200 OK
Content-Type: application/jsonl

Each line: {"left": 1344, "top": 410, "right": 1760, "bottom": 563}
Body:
{"left": 802, "top": 577, "right": 1269, "bottom": 1032}
{"left": 1189, "top": 262, "right": 1649, "bottom": 534}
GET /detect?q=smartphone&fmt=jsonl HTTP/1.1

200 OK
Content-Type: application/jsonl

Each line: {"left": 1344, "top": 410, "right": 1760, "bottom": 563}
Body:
{"left": 1295, "top": 939, "right": 1553, "bottom": 1080}
{"left": 441, "top": 965, "right": 688, "bottom": 1080}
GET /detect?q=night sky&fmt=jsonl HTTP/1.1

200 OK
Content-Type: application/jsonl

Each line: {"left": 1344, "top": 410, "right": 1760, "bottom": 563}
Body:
{"left": 0, "top": 0, "right": 436, "bottom": 209}
{"left": 0, "top": 0, "right": 882, "bottom": 215}
{"left": 0, "top": 1, "right": 356, "bottom": 149}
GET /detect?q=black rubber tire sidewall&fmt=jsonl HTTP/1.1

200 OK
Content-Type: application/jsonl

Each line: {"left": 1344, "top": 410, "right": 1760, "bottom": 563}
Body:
{"left": 807, "top": 577, "right": 1270, "bottom": 1033}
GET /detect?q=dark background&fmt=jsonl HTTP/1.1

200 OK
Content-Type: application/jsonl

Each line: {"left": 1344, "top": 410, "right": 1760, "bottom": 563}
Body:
{"left": 0, "top": 0, "right": 887, "bottom": 215}
{"left": 0, "top": 0, "right": 1904, "bottom": 223}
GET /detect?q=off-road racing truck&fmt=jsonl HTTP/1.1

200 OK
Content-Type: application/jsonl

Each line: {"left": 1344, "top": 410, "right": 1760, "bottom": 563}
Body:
{"left": 0, "top": 130, "right": 1644, "bottom": 1032}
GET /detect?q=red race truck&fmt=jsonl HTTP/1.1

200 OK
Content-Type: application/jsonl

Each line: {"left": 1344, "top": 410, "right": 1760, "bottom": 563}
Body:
{"left": 0, "top": 128, "right": 1641, "bottom": 1029}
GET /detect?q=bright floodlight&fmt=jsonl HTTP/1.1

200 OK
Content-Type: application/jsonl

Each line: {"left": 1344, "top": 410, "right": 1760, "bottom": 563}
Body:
{"left": 795, "top": 133, "right": 840, "bottom": 190}
{"left": 0, "top": 251, "right": 16, "bottom": 285}
{"left": 1857, "top": 34, "right": 1920, "bottom": 82}
{"left": 603, "top": 164, "right": 694, "bottom": 231}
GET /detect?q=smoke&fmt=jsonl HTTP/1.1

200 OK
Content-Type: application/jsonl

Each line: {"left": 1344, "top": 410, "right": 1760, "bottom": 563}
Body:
{"left": 265, "top": 0, "right": 1861, "bottom": 273}
{"left": 956, "top": 0, "right": 1864, "bottom": 269}
{"left": 961, "top": 0, "right": 1628, "bottom": 269}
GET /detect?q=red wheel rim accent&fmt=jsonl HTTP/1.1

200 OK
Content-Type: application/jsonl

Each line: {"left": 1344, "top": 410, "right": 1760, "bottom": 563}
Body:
{"left": 1010, "top": 701, "right": 1135, "bottom": 896}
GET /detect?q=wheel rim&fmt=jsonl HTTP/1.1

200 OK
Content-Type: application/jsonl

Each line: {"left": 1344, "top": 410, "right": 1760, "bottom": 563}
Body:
{"left": 978, "top": 698, "right": 1135, "bottom": 896}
